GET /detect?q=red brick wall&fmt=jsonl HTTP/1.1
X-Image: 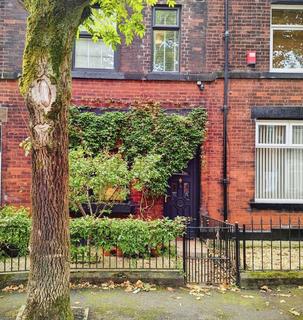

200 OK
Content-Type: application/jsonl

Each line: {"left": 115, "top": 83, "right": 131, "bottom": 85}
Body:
{"left": 205, "top": 0, "right": 272, "bottom": 72}
{"left": 0, "top": 80, "right": 30, "bottom": 206}
{"left": 0, "top": 0, "right": 280, "bottom": 76}
{"left": 130, "top": 189, "right": 164, "bottom": 220}
{"left": 0, "top": 0, "right": 27, "bottom": 76}
{"left": 229, "top": 0, "right": 271, "bottom": 72}
{"left": 71, "top": 79, "right": 204, "bottom": 107}
{"left": 120, "top": 0, "right": 207, "bottom": 74}
{"left": 199, "top": 80, "right": 224, "bottom": 220}
{"left": 1, "top": 78, "right": 303, "bottom": 224}
{"left": 0, "top": 79, "right": 211, "bottom": 214}
{"left": 2, "top": 0, "right": 207, "bottom": 76}
{"left": 228, "top": 79, "right": 303, "bottom": 225}
{"left": 205, "top": 0, "right": 225, "bottom": 72}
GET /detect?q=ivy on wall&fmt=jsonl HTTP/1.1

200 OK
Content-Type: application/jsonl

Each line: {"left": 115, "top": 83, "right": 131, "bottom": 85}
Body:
{"left": 69, "top": 103, "right": 207, "bottom": 197}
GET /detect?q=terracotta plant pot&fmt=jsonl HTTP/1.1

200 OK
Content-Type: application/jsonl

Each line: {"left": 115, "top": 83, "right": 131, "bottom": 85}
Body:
{"left": 150, "top": 244, "right": 163, "bottom": 257}
{"left": 102, "top": 249, "right": 111, "bottom": 257}
{"left": 102, "top": 247, "right": 123, "bottom": 257}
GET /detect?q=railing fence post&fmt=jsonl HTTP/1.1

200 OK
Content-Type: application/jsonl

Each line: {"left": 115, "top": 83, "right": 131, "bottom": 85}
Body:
{"left": 243, "top": 224, "right": 247, "bottom": 271}
{"left": 235, "top": 222, "right": 241, "bottom": 287}
{"left": 183, "top": 228, "right": 187, "bottom": 283}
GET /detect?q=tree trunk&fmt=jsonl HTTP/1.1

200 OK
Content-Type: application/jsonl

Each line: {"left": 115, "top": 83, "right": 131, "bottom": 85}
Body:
{"left": 19, "top": 2, "right": 87, "bottom": 319}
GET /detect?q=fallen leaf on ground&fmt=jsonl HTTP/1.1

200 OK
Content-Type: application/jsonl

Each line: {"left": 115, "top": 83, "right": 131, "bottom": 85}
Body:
{"left": 280, "top": 300, "right": 286, "bottom": 303}
{"left": 124, "top": 286, "right": 133, "bottom": 293}
{"left": 135, "top": 280, "right": 144, "bottom": 289}
{"left": 218, "top": 285, "right": 227, "bottom": 293}
{"left": 241, "top": 295, "right": 254, "bottom": 299}
{"left": 275, "top": 293, "right": 291, "bottom": 297}
{"left": 289, "top": 308, "right": 301, "bottom": 316}
{"left": 120, "top": 281, "right": 131, "bottom": 288}
{"left": 2, "top": 284, "right": 26, "bottom": 293}
{"left": 219, "top": 284, "right": 229, "bottom": 292}
{"left": 186, "top": 284, "right": 210, "bottom": 298}
{"left": 260, "top": 285, "right": 271, "bottom": 293}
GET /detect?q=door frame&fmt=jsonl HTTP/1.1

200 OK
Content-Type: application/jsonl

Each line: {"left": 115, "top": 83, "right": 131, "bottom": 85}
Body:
{"left": 164, "top": 149, "right": 201, "bottom": 227}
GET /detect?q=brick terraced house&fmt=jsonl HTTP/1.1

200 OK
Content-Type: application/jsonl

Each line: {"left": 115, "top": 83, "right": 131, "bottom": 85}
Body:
{"left": 0, "top": 0, "right": 303, "bottom": 225}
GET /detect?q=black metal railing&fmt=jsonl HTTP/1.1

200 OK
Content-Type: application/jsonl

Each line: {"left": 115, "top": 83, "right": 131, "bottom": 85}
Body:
{"left": 0, "top": 234, "right": 182, "bottom": 273}
{"left": 184, "top": 217, "right": 239, "bottom": 285}
{"left": 239, "top": 216, "right": 303, "bottom": 272}
{"left": 70, "top": 238, "right": 182, "bottom": 271}
{"left": 2, "top": 215, "right": 301, "bottom": 285}
{"left": 0, "top": 228, "right": 30, "bottom": 273}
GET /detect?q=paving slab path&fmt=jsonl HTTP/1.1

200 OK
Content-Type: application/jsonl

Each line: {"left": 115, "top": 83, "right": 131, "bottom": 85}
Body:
{"left": 1, "top": 286, "right": 303, "bottom": 320}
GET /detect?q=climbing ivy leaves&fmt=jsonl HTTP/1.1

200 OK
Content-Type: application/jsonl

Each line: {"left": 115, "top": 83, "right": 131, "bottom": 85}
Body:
{"left": 69, "top": 103, "right": 207, "bottom": 196}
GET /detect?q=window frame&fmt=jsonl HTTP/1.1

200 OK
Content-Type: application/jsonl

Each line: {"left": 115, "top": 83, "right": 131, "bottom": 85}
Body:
{"left": 72, "top": 32, "right": 119, "bottom": 72}
{"left": 270, "top": 4, "right": 303, "bottom": 73}
{"left": 256, "top": 120, "right": 303, "bottom": 148}
{"left": 255, "top": 120, "right": 303, "bottom": 204}
{"left": 152, "top": 6, "right": 181, "bottom": 73}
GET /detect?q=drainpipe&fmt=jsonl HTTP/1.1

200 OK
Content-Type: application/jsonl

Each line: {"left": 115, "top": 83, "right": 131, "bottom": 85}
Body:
{"left": 222, "top": 0, "right": 230, "bottom": 221}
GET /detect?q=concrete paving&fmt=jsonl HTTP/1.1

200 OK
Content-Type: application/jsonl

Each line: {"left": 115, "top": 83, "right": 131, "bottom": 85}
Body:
{"left": 1, "top": 286, "right": 303, "bottom": 320}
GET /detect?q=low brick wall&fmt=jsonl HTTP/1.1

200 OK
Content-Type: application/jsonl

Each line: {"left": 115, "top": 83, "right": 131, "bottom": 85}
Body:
{"left": 0, "top": 269, "right": 184, "bottom": 289}
{"left": 240, "top": 271, "right": 303, "bottom": 289}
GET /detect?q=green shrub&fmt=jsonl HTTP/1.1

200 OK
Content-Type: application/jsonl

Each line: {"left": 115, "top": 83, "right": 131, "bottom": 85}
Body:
{"left": 69, "top": 149, "right": 130, "bottom": 216}
{"left": 147, "top": 217, "right": 186, "bottom": 249}
{"left": 0, "top": 205, "right": 30, "bottom": 218}
{"left": 70, "top": 216, "right": 187, "bottom": 258}
{"left": 110, "top": 219, "right": 150, "bottom": 256}
{"left": 0, "top": 207, "right": 187, "bottom": 260}
{"left": 0, "top": 206, "right": 31, "bottom": 258}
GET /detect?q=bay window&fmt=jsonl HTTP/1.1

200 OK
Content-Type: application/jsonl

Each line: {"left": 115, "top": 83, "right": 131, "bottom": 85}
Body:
{"left": 255, "top": 121, "right": 303, "bottom": 203}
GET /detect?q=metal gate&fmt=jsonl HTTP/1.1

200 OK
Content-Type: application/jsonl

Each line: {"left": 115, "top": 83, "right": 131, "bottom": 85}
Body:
{"left": 184, "top": 216, "right": 240, "bottom": 285}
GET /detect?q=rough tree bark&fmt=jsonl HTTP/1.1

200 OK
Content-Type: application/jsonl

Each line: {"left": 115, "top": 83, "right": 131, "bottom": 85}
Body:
{"left": 19, "top": 1, "right": 88, "bottom": 319}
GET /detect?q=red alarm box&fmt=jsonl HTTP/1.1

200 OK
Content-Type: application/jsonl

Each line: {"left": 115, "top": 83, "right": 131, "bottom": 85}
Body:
{"left": 246, "top": 51, "right": 256, "bottom": 66}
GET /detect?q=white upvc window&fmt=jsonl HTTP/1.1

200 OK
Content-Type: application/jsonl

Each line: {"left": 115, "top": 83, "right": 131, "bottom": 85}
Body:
{"left": 270, "top": 5, "right": 303, "bottom": 72}
{"left": 74, "top": 35, "right": 115, "bottom": 70}
{"left": 255, "top": 120, "right": 303, "bottom": 203}
{"left": 74, "top": 9, "right": 115, "bottom": 70}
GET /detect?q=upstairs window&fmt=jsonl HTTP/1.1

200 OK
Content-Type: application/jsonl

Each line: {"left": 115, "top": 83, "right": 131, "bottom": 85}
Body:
{"left": 271, "top": 5, "right": 303, "bottom": 72}
{"left": 255, "top": 121, "right": 303, "bottom": 203}
{"left": 74, "top": 33, "right": 115, "bottom": 70}
{"left": 152, "top": 7, "right": 180, "bottom": 72}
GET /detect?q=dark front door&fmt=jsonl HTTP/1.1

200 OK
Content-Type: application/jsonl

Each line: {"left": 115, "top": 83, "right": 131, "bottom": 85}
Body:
{"left": 164, "top": 154, "right": 200, "bottom": 228}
